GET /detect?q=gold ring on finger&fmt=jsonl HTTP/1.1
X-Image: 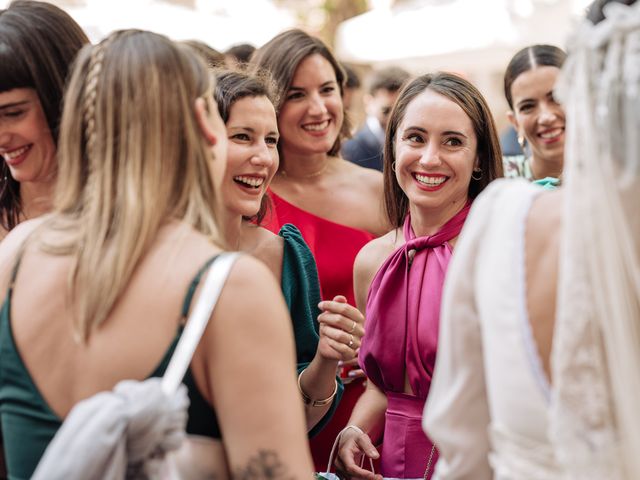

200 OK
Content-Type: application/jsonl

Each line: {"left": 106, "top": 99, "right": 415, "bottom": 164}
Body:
{"left": 348, "top": 334, "right": 354, "bottom": 349}
{"left": 348, "top": 320, "right": 356, "bottom": 334}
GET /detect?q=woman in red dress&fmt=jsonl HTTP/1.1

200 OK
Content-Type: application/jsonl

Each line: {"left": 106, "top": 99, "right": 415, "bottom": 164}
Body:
{"left": 251, "top": 29, "right": 390, "bottom": 469}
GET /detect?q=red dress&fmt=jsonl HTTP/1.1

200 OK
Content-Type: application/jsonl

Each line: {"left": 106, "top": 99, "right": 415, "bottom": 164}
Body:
{"left": 263, "top": 190, "right": 375, "bottom": 471}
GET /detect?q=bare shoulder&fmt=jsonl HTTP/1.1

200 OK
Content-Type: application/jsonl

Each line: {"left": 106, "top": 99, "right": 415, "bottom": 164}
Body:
{"left": 353, "top": 229, "right": 402, "bottom": 310}
{"left": 209, "top": 253, "right": 289, "bottom": 336}
{"left": 528, "top": 189, "right": 563, "bottom": 251}
{"left": 355, "top": 229, "right": 401, "bottom": 279}
{"left": 239, "top": 223, "right": 284, "bottom": 282}
{"left": 337, "top": 158, "right": 383, "bottom": 193}
{"left": 529, "top": 189, "right": 564, "bottom": 226}
{"left": 530, "top": 189, "right": 563, "bottom": 228}
{"left": 0, "top": 217, "right": 49, "bottom": 287}
{"left": 223, "top": 254, "right": 277, "bottom": 292}
{"left": 335, "top": 158, "right": 389, "bottom": 235}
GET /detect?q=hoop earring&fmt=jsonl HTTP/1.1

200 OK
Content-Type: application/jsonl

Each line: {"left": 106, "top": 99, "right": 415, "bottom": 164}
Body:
{"left": 471, "top": 167, "right": 483, "bottom": 181}
{"left": 391, "top": 161, "right": 396, "bottom": 172}
{"left": 517, "top": 134, "right": 526, "bottom": 152}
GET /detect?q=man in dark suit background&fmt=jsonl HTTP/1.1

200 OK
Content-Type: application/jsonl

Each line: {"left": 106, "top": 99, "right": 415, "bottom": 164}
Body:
{"left": 342, "top": 66, "right": 410, "bottom": 171}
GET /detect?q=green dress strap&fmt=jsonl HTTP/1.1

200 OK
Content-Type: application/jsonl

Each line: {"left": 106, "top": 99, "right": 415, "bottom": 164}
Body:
{"left": 180, "top": 256, "right": 219, "bottom": 318}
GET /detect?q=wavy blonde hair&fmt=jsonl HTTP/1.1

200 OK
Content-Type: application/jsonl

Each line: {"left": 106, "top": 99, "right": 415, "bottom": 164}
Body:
{"left": 44, "top": 30, "right": 223, "bottom": 341}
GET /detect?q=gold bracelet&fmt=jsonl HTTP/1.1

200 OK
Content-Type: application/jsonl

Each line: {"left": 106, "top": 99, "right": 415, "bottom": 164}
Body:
{"left": 297, "top": 368, "right": 338, "bottom": 407}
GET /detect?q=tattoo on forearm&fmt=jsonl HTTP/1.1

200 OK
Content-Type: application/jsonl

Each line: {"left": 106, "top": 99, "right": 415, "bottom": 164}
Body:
{"left": 232, "top": 450, "right": 295, "bottom": 480}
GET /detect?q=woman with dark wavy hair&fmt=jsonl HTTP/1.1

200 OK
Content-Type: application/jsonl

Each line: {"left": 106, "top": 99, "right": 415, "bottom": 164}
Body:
{"left": 0, "top": 0, "right": 89, "bottom": 237}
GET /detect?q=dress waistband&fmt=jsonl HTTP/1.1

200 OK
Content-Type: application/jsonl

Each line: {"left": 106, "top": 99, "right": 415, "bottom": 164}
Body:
{"left": 386, "top": 391, "right": 426, "bottom": 419}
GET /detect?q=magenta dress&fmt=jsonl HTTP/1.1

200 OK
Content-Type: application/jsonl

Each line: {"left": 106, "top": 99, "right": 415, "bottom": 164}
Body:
{"left": 359, "top": 203, "right": 471, "bottom": 479}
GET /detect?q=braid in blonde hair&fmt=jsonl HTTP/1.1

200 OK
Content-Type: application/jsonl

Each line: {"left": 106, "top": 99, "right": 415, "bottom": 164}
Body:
{"left": 82, "top": 42, "right": 107, "bottom": 160}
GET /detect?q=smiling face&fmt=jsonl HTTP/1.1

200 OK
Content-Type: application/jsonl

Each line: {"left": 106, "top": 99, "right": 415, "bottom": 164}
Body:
{"left": 394, "top": 89, "right": 477, "bottom": 216}
{"left": 0, "top": 88, "right": 57, "bottom": 184}
{"left": 222, "top": 95, "right": 279, "bottom": 218}
{"left": 508, "top": 65, "right": 565, "bottom": 165}
{"left": 277, "top": 53, "right": 343, "bottom": 157}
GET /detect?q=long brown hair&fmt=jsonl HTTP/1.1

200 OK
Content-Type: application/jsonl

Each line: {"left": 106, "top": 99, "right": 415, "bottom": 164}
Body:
{"left": 0, "top": 0, "right": 88, "bottom": 231}
{"left": 250, "top": 29, "right": 350, "bottom": 157}
{"left": 383, "top": 72, "right": 504, "bottom": 228}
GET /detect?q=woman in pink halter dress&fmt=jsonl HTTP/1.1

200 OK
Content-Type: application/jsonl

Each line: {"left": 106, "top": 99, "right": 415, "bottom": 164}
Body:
{"left": 335, "top": 73, "right": 503, "bottom": 479}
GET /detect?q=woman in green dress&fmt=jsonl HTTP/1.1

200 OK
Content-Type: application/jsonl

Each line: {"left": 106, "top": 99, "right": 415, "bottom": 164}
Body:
{"left": 213, "top": 70, "right": 365, "bottom": 434}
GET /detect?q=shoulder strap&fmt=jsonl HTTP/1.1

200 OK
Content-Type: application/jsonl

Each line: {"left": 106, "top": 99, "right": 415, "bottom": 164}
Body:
{"left": 180, "top": 255, "right": 219, "bottom": 318}
{"left": 7, "top": 231, "right": 37, "bottom": 299}
{"left": 161, "top": 252, "right": 240, "bottom": 395}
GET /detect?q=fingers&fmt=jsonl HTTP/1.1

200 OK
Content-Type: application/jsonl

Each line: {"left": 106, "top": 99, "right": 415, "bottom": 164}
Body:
{"left": 354, "top": 434, "right": 379, "bottom": 460}
{"left": 336, "top": 434, "right": 380, "bottom": 480}
{"left": 319, "top": 334, "right": 358, "bottom": 361}
{"left": 318, "top": 310, "right": 365, "bottom": 339}
{"left": 319, "top": 323, "right": 361, "bottom": 351}
{"left": 346, "top": 368, "right": 366, "bottom": 380}
{"left": 318, "top": 299, "right": 363, "bottom": 322}
{"left": 339, "top": 356, "right": 360, "bottom": 368}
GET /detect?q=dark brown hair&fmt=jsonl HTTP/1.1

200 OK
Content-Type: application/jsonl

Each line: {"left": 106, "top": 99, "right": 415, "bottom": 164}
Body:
{"left": 368, "top": 66, "right": 410, "bottom": 95}
{"left": 0, "top": 0, "right": 89, "bottom": 231}
{"left": 503, "top": 45, "right": 567, "bottom": 109}
{"left": 383, "top": 72, "right": 504, "bottom": 228}
{"left": 250, "top": 29, "right": 350, "bottom": 157}
{"left": 214, "top": 69, "right": 278, "bottom": 224}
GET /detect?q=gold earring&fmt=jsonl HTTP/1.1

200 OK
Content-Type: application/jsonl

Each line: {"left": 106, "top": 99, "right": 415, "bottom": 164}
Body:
{"left": 517, "top": 135, "right": 526, "bottom": 151}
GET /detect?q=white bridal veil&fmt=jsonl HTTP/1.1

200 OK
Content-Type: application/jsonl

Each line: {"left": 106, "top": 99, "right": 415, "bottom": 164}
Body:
{"left": 551, "top": 2, "right": 640, "bottom": 478}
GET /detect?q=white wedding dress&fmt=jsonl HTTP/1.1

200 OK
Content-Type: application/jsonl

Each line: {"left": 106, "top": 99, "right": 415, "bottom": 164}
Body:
{"left": 423, "top": 179, "right": 566, "bottom": 480}
{"left": 424, "top": 3, "right": 640, "bottom": 478}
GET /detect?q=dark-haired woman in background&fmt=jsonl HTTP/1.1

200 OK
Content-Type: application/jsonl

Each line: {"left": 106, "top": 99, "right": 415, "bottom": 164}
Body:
{"left": 503, "top": 45, "right": 566, "bottom": 188}
{"left": 251, "top": 29, "right": 390, "bottom": 469}
{"left": 0, "top": 0, "right": 89, "bottom": 238}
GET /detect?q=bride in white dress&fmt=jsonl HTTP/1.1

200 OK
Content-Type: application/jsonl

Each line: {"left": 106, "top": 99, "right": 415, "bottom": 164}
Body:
{"left": 423, "top": 1, "right": 640, "bottom": 479}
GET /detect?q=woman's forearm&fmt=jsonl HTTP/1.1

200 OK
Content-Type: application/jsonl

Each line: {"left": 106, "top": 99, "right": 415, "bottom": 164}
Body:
{"left": 299, "top": 353, "right": 340, "bottom": 430}
{"left": 347, "top": 382, "right": 387, "bottom": 444}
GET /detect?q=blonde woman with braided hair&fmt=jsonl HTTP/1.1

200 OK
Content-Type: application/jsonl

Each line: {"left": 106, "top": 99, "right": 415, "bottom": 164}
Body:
{"left": 424, "top": 0, "right": 640, "bottom": 478}
{"left": 0, "top": 30, "right": 313, "bottom": 479}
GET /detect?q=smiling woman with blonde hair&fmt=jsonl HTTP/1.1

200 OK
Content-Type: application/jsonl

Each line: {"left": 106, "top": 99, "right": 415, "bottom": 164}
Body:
{"left": 0, "top": 30, "right": 313, "bottom": 479}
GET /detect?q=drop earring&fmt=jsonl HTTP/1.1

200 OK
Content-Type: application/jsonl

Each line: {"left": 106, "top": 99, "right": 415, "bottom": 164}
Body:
{"left": 517, "top": 134, "right": 526, "bottom": 152}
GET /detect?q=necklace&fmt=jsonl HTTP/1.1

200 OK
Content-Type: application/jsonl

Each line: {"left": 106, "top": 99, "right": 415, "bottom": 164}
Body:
{"left": 278, "top": 161, "right": 329, "bottom": 179}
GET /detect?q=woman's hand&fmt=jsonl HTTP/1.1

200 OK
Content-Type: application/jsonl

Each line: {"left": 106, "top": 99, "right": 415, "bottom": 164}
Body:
{"left": 317, "top": 295, "right": 365, "bottom": 362}
{"left": 338, "top": 355, "right": 366, "bottom": 383}
{"left": 334, "top": 427, "right": 382, "bottom": 480}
